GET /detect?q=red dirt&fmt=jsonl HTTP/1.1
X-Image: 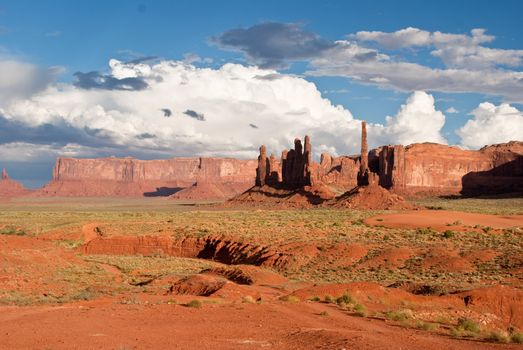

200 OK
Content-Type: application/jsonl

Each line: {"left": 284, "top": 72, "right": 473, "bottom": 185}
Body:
{"left": 358, "top": 247, "right": 417, "bottom": 269}
{"left": 230, "top": 183, "right": 415, "bottom": 210}
{"left": 228, "top": 185, "right": 326, "bottom": 208}
{"left": 323, "top": 243, "right": 369, "bottom": 268}
{"left": 422, "top": 248, "right": 475, "bottom": 273}
{"left": 169, "top": 274, "right": 228, "bottom": 296}
{"left": 333, "top": 184, "right": 415, "bottom": 210}
{"left": 457, "top": 285, "right": 523, "bottom": 329}
{"left": 365, "top": 210, "right": 523, "bottom": 231}
{"left": 204, "top": 265, "right": 288, "bottom": 285}
{"left": 171, "top": 181, "right": 253, "bottom": 200}
{"left": 3, "top": 297, "right": 518, "bottom": 350}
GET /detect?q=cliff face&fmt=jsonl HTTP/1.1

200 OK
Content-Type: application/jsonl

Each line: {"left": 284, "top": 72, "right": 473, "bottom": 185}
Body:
{"left": 38, "top": 157, "right": 257, "bottom": 197}
{"left": 378, "top": 141, "right": 523, "bottom": 195}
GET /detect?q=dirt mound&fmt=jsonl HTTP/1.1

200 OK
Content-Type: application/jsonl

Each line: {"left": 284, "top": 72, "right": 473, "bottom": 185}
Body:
{"left": 169, "top": 274, "right": 227, "bottom": 296}
{"left": 171, "top": 181, "right": 250, "bottom": 201}
{"left": 332, "top": 184, "right": 414, "bottom": 210}
{"left": 228, "top": 184, "right": 336, "bottom": 208}
{"left": 422, "top": 248, "right": 475, "bottom": 273}
{"left": 358, "top": 247, "right": 416, "bottom": 269}
{"left": 322, "top": 243, "right": 368, "bottom": 268}
{"left": 458, "top": 285, "right": 523, "bottom": 329}
{"left": 204, "top": 265, "right": 288, "bottom": 285}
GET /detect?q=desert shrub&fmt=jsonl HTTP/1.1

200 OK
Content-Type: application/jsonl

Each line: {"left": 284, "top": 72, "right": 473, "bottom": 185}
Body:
{"left": 425, "top": 206, "right": 443, "bottom": 210}
{"left": 186, "top": 299, "right": 202, "bottom": 308}
{"left": 415, "top": 227, "right": 436, "bottom": 235}
{"left": 511, "top": 332, "right": 523, "bottom": 343}
{"left": 442, "top": 230, "right": 455, "bottom": 239}
{"left": 385, "top": 310, "right": 412, "bottom": 322}
{"left": 319, "top": 311, "right": 328, "bottom": 316}
{"left": 482, "top": 226, "right": 493, "bottom": 233}
{"left": 353, "top": 218, "right": 365, "bottom": 226}
{"left": 309, "top": 296, "right": 321, "bottom": 302}
{"left": 336, "top": 293, "right": 354, "bottom": 306}
{"left": 324, "top": 295, "right": 335, "bottom": 304}
{"left": 486, "top": 331, "right": 509, "bottom": 343}
{"left": 353, "top": 303, "right": 367, "bottom": 317}
{"left": 0, "top": 226, "right": 26, "bottom": 236}
{"left": 457, "top": 317, "right": 481, "bottom": 333}
{"left": 416, "top": 321, "right": 439, "bottom": 331}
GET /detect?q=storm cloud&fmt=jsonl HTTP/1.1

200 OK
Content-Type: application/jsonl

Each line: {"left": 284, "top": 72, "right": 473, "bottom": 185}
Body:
{"left": 212, "top": 22, "right": 335, "bottom": 68}
{"left": 73, "top": 71, "right": 148, "bottom": 90}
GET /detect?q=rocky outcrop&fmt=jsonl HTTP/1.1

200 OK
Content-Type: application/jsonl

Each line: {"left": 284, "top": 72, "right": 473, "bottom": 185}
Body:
{"left": 246, "top": 122, "right": 523, "bottom": 204}
{"left": 0, "top": 168, "right": 29, "bottom": 197}
{"left": 377, "top": 141, "right": 523, "bottom": 195}
{"left": 255, "top": 136, "right": 314, "bottom": 189}
{"left": 37, "top": 157, "right": 257, "bottom": 197}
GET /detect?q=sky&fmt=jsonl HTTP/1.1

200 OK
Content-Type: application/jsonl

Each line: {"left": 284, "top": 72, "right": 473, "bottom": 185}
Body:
{"left": 1, "top": 0, "right": 523, "bottom": 187}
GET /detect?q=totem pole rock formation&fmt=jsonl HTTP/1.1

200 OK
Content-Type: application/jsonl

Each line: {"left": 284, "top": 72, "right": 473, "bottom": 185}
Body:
{"left": 256, "top": 145, "right": 269, "bottom": 186}
{"left": 357, "top": 121, "right": 370, "bottom": 186}
{"left": 1, "top": 168, "right": 8, "bottom": 180}
{"left": 304, "top": 135, "right": 312, "bottom": 185}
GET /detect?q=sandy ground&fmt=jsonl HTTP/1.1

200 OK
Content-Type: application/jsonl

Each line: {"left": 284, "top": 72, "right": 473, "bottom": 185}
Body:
{"left": 1, "top": 297, "right": 518, "bottom": 350}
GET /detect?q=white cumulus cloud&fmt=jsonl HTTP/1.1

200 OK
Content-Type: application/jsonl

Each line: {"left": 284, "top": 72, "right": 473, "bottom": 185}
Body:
{"left": 457, "top": 102, "right": 523, "bottom": 149}
{"left": 0, "top": 59, "right": 459, "bottom": 162}
{"left": 374, "top": 91, "right": 447, "bottom": 145}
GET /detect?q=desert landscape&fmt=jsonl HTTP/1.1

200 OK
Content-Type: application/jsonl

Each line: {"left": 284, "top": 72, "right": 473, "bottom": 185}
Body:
{"left": 2, "top": 2, "right": 523, "bottom": 349}
{"left": 1, "top": 121, "right": 522, "bottom": 349}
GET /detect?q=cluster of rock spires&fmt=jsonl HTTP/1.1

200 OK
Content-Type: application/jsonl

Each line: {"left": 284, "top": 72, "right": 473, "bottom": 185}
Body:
{"left": 245, "top": 121, "right": 523, "bottom": 208}
{"left": 256, "top": 136, "right": 313, "bottom": 189}
{"left": 246, "top": 121, "right": 412, "bottom": 209}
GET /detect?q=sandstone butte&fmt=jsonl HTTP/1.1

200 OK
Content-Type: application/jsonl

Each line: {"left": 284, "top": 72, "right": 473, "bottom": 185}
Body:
{"left": 0, "top": 168, "right": 29, "bottom": 197}
{"left": 1, "top": 129, "right": 521, "bottom": 199}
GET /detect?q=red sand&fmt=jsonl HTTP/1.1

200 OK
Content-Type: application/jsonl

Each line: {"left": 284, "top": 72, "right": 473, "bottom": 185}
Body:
{"left": 1, "top": 298, "right": 519, "bottom": 350}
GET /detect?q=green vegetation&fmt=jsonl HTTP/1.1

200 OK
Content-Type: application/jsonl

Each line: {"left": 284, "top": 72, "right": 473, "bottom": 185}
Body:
{"left": 185, "top": 299, "right": 202, "bottom": 308}
{"left": 385, "top": 309, "right": 412, "bottom": 322}
{"left": 413, "top": 196, "right": 523, "bottom": 215}
{"left": 0, "top": 226, "right": 27, "bottom": 236}
{"left": 485, "top": 331, "right": 509, "bottom": 343}
{"left": 457, "top": 317, "right": 481, "bottom": 333}
{"left": 511, "top": 332, "right": 523, "bottom": 344}
{"left": 336, "top": 293, "right": 354, "bottom": 306}
{"left": 442, "top": 230, "right": 455, "bottom": 238}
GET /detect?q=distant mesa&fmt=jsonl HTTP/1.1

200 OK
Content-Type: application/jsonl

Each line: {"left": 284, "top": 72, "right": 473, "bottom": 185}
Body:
{"left": 32, "top": 157, "right": 257, "bottom": 199}
{"left": 2, "top": 124, "right": 522, "bottom": 202}
{"left": 0, "top": 168, "right": 30, "bottom": 197}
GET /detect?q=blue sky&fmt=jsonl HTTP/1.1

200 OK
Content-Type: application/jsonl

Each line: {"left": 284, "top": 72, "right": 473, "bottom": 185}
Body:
{"left": 1, "top": 0, "right": 523, "bottom": 187}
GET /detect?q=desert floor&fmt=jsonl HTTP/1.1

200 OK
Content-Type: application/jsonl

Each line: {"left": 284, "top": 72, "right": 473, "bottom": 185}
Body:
{"left": 0, "top": 195, "right": 522, "bottom": 349}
